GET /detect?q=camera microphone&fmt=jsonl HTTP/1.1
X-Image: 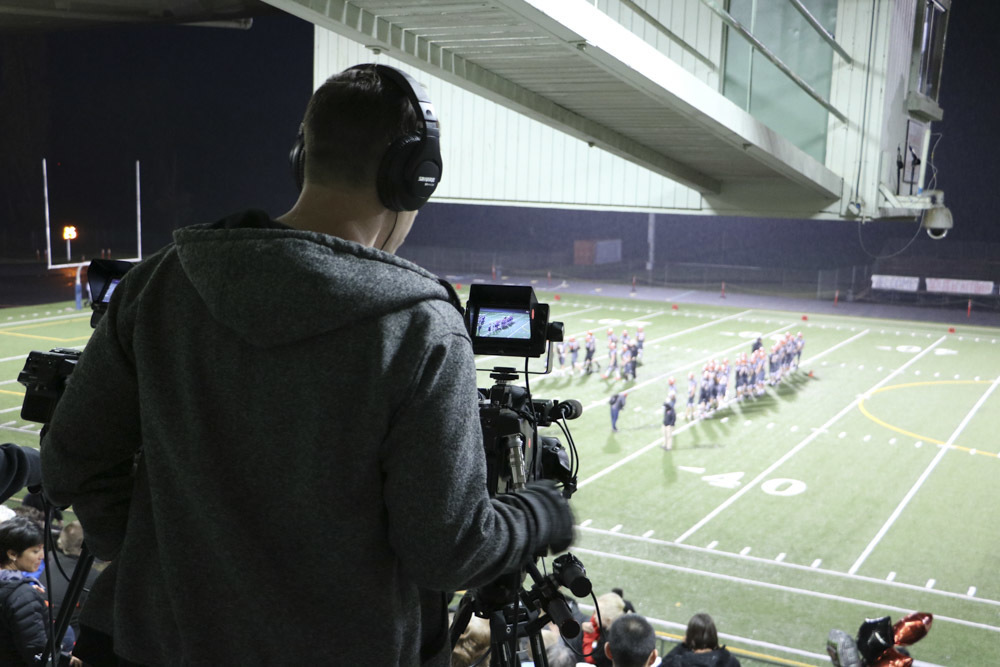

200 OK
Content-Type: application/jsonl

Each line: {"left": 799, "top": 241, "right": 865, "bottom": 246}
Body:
{"left": 552, "top": 400, "right": 583, "bottom": 420}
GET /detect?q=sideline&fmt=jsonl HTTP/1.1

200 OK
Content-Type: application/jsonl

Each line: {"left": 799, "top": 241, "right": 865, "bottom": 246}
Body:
{"left": 578, "top": 524, "right": 1000, "bottom": 608}
{"left": 848, "top": 372, "right": 1000, "bottom": 575}
{"left": 674, "top": 335, "right": 945, "bottom": 544}
{"left": 574, "top": 546, "right": 1000, "bottom": 636}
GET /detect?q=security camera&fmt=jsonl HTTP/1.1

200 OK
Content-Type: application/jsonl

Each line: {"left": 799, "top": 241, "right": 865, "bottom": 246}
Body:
{"left": 922, "top": 204, "right": 952, "bottom": 240}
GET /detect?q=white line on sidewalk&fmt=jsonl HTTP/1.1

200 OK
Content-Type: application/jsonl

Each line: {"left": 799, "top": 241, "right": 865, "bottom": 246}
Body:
{"left": 848, "top": 371, "right": 1000, "bottom": 575}
{"left": 674, "top": 336, "right": 946, "bottom": 544}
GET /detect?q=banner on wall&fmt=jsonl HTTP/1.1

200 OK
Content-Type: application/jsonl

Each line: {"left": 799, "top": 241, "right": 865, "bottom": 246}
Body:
{"left": 925, "top": 278, "right": 994, "bottom": 295}
{"left": 871, "top": 274, "right": 920, "bottom": 292}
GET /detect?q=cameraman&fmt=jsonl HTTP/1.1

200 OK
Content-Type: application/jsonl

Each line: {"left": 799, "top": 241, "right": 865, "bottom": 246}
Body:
{"left": 41, "top": 64, "right": 573, "bottom": 666}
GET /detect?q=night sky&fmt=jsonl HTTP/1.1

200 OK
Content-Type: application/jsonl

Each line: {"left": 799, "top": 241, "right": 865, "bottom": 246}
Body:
{"left": 0, "top": 3, "right": 997, "bottom": 265}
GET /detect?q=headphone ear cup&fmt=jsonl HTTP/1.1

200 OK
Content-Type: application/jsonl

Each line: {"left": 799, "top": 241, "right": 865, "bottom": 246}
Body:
{"left": 289, "top": 129, "right": 306, "bottom": 191}
{"left": 377, "top": 134, "right": 422, "bottom": 212}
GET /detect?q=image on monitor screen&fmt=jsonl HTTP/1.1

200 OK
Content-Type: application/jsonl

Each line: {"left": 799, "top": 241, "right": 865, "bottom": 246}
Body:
{"left": 475, "top": 307, "right": 531, "bottom": 340}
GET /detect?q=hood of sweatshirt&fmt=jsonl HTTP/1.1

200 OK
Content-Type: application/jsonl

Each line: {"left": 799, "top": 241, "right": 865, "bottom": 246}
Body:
{"left": 171, "top": 210, "right": 455, "bottom": 348}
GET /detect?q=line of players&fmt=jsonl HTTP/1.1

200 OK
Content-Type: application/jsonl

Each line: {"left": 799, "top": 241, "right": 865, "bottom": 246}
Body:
{"left": 664, "top": 331, "right": 805, "bottom": 420}
{"left": 477, "top": 313, "right": 516, "bottom": 336}
{"left": 555, "top": 326, "right": 646, "bottom": 379}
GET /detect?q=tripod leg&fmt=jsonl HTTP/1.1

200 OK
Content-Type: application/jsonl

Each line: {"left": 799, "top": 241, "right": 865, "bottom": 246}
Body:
{"left": 527, "top": 627, "right": 549, "bottom": 667}
{"left": 41, "top": 543, "right": 95, "bottom": 666}
{"left": 488, "top": 611, "right": 518, "bottom": 667}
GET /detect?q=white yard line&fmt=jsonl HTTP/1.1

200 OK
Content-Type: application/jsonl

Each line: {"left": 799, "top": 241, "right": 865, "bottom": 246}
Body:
{"left": 848, "top": 372, "right": 1000, "bottom": 575}
{"left": 578, "top": 524, "right": 1000, "bottom": 607}
{"left": 674, "top": 336, "right": 946, "bottom": 544}
{"left": 573, "top": 546, "right": 1000, "bottom": 635}
{"left": 0, "top": 312, "right": 88, "bottom": 328}
{"left": 0, "top": 355, "right": 31, "bottom": 363}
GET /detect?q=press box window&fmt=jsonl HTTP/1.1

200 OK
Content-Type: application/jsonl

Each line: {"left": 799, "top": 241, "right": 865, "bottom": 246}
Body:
{"left": 908, "top": 0, "right": 950, "bottom": 122}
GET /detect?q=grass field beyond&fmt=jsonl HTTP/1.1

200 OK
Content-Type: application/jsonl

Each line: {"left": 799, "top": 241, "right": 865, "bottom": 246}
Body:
{"left": 2, "top": 292, "right": 999, "bottom": 665}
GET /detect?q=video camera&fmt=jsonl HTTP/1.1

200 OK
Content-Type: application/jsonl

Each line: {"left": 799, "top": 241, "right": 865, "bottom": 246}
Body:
{"left": 452, "top": 284, "right": 591, "bottom": 667}
{"left": 465, "top": 284, "right": 580, "bottom": 498}
{"left": 18, "top": 259, "right": 133, "bottom": 425}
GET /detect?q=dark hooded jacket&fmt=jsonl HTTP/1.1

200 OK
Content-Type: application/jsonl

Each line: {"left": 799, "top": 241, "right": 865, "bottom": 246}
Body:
{"left": 662, "top": 644, "right": 741, "bottom": 667}
{"left": 0, "top": 571, "right": 47, "bottom": 666}
{"left": 42, "top": 211, "right": 570, "bottom": 666}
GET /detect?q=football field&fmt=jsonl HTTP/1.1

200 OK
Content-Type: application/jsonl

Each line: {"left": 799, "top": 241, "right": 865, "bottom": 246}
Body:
{"left": 2, "top": 291, "right": 998, "bottom": 665}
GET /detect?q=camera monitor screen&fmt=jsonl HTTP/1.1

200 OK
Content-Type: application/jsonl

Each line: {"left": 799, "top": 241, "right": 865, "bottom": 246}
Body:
{"left": 99, "top": 278, "right": 121, "bottom": 304}
{"left": 466, "top": 284, "right": 550, "bottom": 357}
{"left": 475, "top": 307, "right": 531, "bottom": 340}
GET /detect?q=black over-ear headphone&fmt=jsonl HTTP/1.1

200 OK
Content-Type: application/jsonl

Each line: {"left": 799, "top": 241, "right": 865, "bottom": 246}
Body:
{"left": 289, "top": 64, "right": 442, "bottom": 212}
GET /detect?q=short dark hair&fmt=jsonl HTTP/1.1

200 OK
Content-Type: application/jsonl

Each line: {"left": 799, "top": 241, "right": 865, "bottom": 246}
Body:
{"left": 607, "top": 614, "right": 656, "bottom": 667}
{"left": 302, "top": 64, "right": 420, "bottom": 189}
{"left": 684, "top": 612, "right": 720, "bottom": 651}
{"left": 0, "top": 517, "right": 45, "bottom": 565}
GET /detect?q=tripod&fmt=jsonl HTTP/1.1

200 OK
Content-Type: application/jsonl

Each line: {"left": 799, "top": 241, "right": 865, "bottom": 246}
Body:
{"left": 450, "top": 556, "right": 591, "bottom": 667}
{"left": 39, "top": 520, "right": 97, "bottom": 666}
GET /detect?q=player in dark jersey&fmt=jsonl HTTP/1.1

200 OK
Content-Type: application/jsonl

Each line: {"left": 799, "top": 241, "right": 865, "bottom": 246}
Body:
{"left": 583, "top": 331, "right": 599, "bottom": 374}
{"left": 685, "top": 371, "right": 697, "bottom": 420}
{"left": 568, "top": 336, "right": 580, "bottom": 375}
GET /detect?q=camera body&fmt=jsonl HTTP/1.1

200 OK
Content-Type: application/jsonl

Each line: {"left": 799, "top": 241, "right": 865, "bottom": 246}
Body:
{"left": 18, "top": 259, "right": 133, "bottom": 424}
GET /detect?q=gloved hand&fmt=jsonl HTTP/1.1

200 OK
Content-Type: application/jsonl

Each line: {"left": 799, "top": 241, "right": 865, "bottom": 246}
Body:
{"left": 493, "top": 479, "right": 575, "bottom": 558}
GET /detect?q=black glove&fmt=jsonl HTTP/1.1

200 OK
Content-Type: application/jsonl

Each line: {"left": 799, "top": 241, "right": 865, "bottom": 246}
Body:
{"left": 494, "top": 480, "right": 575, "bottom": 558}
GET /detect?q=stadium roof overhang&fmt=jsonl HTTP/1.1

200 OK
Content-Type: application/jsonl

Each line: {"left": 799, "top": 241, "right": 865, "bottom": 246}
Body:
{"left": 263, "top": 0, "right": 843, "bottom": 208}
{"left": 0, "top": 0, "right": 275, "bottom": 31}
{"left": 3, "top": 0, "right": 843, "bottom": 209}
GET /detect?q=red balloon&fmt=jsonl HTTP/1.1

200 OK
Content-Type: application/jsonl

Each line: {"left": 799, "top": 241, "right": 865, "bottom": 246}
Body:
{"left": 894, "top": 612, "right": 933, "bottom": 646}
{"left": 872, "top": 647, "right": 913, "bottom": 667}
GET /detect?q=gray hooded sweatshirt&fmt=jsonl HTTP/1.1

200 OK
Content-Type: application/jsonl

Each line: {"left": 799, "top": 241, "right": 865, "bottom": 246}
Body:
{"left": 42, "top": 210, "right": 555, "bottom": 665}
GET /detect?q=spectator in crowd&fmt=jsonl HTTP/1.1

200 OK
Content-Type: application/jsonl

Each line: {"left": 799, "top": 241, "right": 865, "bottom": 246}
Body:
{"left": 662, "top": 613, "right": 740, "bottom": 667}
{"left": 583, "top": 591, "right": 627, "bottom": 666}
{"left": 47, "top": 521, "right": 100, "bottom": 640}
{"left": 0, "top": 516, "right": 78, "bottom": 666}
{"left": 451, "top": 615, "right": 490, "bottom": 667}
{"left": 41, "top": 63, "right": 574, "bottom": 666}
{"left": 545, "top": 639, "right": 579, "bottom": 667}
{"left": 605, "top": 613, "right": 657, "bottom": 667}
{"left": 611, "top": 587, "right": 636, "bottom": 614}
